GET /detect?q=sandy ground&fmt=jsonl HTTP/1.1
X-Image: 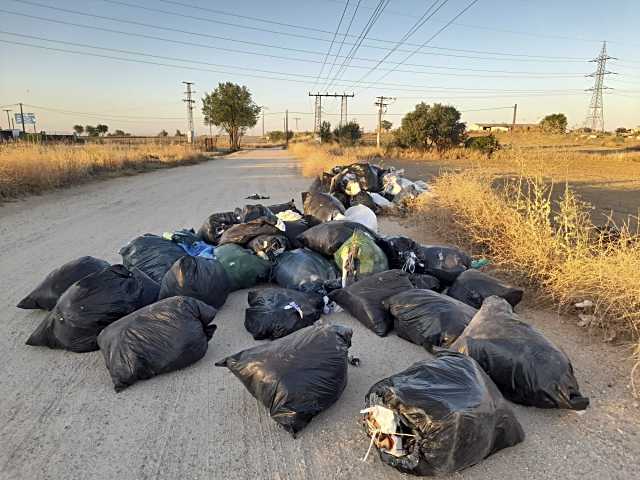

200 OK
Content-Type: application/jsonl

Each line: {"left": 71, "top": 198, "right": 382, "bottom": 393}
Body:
{"left": 1, "top": 148, "right": 639, "bottom": 480}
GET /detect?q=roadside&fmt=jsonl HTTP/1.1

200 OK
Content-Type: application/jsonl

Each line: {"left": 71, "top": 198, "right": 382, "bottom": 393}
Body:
{"left": 1, "top": 148, "right": 639, "bottom": 480}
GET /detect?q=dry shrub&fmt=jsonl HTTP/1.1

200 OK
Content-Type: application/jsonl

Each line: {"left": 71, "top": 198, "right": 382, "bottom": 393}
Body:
{"left": 417, "top": 170, "right": 640, "bottom": 388}
{"left": 0, "top": 143, "right": 206, "bottom": 199}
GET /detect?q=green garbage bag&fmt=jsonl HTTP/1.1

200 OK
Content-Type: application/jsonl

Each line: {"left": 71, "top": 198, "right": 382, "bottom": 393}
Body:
{"left": 334, "top": 230, "right": 388, "bottom": 286}
{"left": 214, "top": 244, "right": 271, "bottom": 291}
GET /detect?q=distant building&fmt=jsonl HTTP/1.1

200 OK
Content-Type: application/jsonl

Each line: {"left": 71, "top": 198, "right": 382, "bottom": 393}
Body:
{"left": 467, "top": 122, "right": 539, "bottom": 133}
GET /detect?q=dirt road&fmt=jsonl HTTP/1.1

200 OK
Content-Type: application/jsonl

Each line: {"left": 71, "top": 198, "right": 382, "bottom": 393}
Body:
{"left": 1, "top": 149, "right": 638, "bottom": 480}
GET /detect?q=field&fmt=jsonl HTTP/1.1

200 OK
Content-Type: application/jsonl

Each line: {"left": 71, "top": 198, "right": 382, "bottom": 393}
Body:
{"left": 290, "top": 138, "right": 640, "bottom": 386}
{"left": 0, "top": 143, "right": 210, "bottom": 200}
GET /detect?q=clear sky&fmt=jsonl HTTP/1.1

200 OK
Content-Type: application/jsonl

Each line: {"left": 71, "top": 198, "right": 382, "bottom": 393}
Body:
{"left": 0, "top": 0, "right": 638, "bottom": 135}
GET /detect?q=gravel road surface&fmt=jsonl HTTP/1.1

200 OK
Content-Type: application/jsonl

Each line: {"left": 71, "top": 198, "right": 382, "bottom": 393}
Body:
{"left": 1, "top": 148, "right": 638, "bottom": 480}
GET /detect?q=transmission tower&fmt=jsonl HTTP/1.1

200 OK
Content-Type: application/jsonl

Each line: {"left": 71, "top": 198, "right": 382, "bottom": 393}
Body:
{"left": 182, "top": 81, "right": 195, "bottom": 143}
{"left": 584, "top": 42, "right": 616, "bottom": 132}
{"left": 309, "top": 92, "right": 354, "bottom": 134}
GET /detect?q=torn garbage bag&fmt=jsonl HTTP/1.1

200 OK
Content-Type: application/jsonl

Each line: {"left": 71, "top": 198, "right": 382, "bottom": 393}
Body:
{"left": 329, "top": 270, "right": 413, "bottom": 336}
{"left": 197, "top": 211, "right": 240, "bottom": 245}
{"left": 26, "top": 265, "right": 159, "bottom": 353}
{"left": 418, "top": 244, "right": 471, "bottom": 285}
{"left": 267, "top": 199, "right": 301, "bottom": 215}
{"left": 302, "top": 191, "right": 345, "bottom": 223}
{"left": 363, "top": 351, "right": 524, "bottom": 476}
{"left": 271, "top": 248, "right": 339, "bottom": 294}
{"left": 447, "top": 269, "right": 523, "bottom": 309}
{"left": 384, "top": 289, "right": 476, "bottom": 350}
{"left": 334, "top": 230, "right": 388, "bottom": 286}
{"left": 158, "top": 256, "right": 230, "bottom": 308}
{"left": 17, "top": 256, "right": 110, "bottom": 310}
{"left": 348, "top": 191, "right": 380, "bottom": 214}
{"left": 246, "top": 234, "right": 289, "bottom": 261}
{"left": 379, "top": 236, "right": 424, "bottom": 272}
{"left": 214, "top": 244, "right": 271, "bottom": 291}
{"left": 218, "top": 217, "right": 283, "bottom": 246}
{"left": 245, "top": 287, "right": 324, "bottom": 340}
{"left": 119, "top": 234, "right": 187, "bottom": 283}
{"left": 283, "top": 218, "right": 311, "bottom": 249}
{"left": 297, "top": 220, "right": 378, "bottom": 256}
{"left": 451, "top": 296, "right": 589, "bottom": 410}
{"left": 98, "top": 296, "right": 217, "bottom": 392}
{"left": 236, "top": 204, "right": 278, "bottom": 223}
{"left": 216, "top": 324, "right": 352, "bottom": 435}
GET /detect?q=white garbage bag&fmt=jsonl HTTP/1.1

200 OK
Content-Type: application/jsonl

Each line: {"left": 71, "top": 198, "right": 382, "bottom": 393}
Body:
{"left": 344, "top": 204, "right": 378, "bottom": 233}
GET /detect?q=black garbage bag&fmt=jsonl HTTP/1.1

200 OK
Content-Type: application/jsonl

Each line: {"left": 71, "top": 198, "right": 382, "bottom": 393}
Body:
{"left": 216, "top": 324, "right": 352, "bottom": 435}
{"left": 166, "top": 228, "right": 200, "bottom": 247}
{"left": 17, "top": 256, "right": 110, "bottom": 310}
{"left": 418, "top": 244, "right": 471, "bottom": 285}
{"left": 447, "top": 270, "right": 523, "bottom": 309}
{"left": 267, "top": 199, "right": 301, "bottom": 215}
{"left": 158, "top": 256, "right": 230, "bottom": 308}
{"left": 309, "top": 172, "right": 334, "bottom": 193}
{"left": 297, "top": 220, "right": 378, "bottom": 256}
{"left": 408, "top": 273, "right": 441, "bottom": 292}
{"left": 349, "top": 191, "right": 379, "bottom": 213}
{"left": 329, "top": 270, "right": 413, "bottom": 336}
{"left": 383, "top": 289, "right": 477, "bottom": 350}
{"left": 98, "top": 296, "right": 217, "bottom": 392}
{"left": 247, "top": 234, "right": 289, "bottom": 261}
{"left": 332, "top": 191, "right": 351, "bottom": 210}
{"left": 331, "top": 171, "right": 362, "bottom": 196}
{"left": 302, "top": 191, "right": 345, "bottom": 223}
{"left": 245, "top": 287, "right": 325, "bottom": 340}
{"left": 335, "top": 163, "right": 382, "bottom": 192}
{"left": 26, "top": 265, "right": 160, "bottom": 353}
{"left": 119, "top": 234, "right": 187, "bottom": 283}
{"left": 363, "top": 351, "right": 524, "bottom": 476}
{"left": 379, "top": 236, "right": 424, "bottom": 271}
{"left": 214, "top": 244, "right": 271, "bottom": 291}
{"left": 218, "top": 218, "right": 282, "bottom": 246}
{"left": 197, "top": 211, "right": 240, "bottom": 245}
{"left": 451, "top": 296, "right": 589, "bottom": 410}
{"left": 283, "top": 218, "right": 311, "bottom": 249}
{"left": 236, "top": 204, "right": 278, "bottom": 223}
{"left": 272, "top": 248, "right": 339, "bottom": 294}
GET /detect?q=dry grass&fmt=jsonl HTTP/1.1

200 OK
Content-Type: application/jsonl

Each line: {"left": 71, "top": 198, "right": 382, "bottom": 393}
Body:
{"left": 0, "top": 143, "right": 208, "bottom": 199}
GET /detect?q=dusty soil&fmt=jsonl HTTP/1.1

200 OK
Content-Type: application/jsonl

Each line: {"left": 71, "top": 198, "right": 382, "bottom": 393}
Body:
{"left": 1, "top": 148, "right": 639, "bottom": 480}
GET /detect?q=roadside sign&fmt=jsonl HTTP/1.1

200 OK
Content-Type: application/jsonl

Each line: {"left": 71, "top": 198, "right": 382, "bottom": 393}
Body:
{"left": 15, "top": 113, "right": 36, "bottom": 125}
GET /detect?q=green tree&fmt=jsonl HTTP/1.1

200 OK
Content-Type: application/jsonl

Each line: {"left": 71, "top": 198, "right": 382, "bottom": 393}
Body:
{"left": 158, "top": 129, "right": 169, "bottom": 137}
{"left": 381, "top": 119, "right": 393, "bottom": 132}
{"left": 201, "top": 82, "right": 260, "bottom": 150}
{"left": 319, "top": 121, "right": 332, "bottom": 143}
{"left": 73, "top": 124, "right": 84, "bottom": 135}
{"left": 394, "top": 103, "right": 465, "bottom": 151}
{"left": 96, "top": 124, "right": 109, "bottom": 136}
{"left": 267, "top": 130, "right": 293, "bottom": 142}
{"left": 615, "top": 127, "right": 629, "bottom": 135}
{"left": 175, "top": 129, "right": 184, "bottom": 137}
{"left": 85, "top": 125, "right": 99, "bottom": 137}
{"left": 333, "top": 121, "right": 362, "bottom": 145}
{"left": 464, "top": 135, "right": 500, "bottom": 156}
{"left": 539, "top": 113, "right": 568, "bottom": 134}
{"left": 113, "top": 129, "right": 126, "bottom": 136}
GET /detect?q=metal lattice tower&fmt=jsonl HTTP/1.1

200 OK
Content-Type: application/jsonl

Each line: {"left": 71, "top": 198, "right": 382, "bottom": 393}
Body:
{"left": 309, "top": 92, "right": 354, "bottom": 134}
{"left": 313, "top": 95, "right": 322, "bottom": 133}
{"left": 584, "top": 42, "right": 616, "bottom": 132}
{"left": 340, "top": 96, "right": 348, "bottom": 127}
{"left": 182, "top": 81, "right": 195, "bottom": 142}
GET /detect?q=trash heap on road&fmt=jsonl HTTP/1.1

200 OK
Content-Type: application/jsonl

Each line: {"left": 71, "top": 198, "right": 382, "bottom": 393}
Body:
{"left": 17, "top": 161, "right": 589, "bottom": 476}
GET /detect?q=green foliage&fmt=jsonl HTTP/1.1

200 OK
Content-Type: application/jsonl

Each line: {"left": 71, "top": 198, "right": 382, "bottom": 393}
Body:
{"left": 381, "top": 119, "right": 392, "bottom": 132}
{"left": 615, "top": 127, "right": 629, "bottom": 135}
{"left": 158, "top": 129, "right": 169, "bottom": 137}
{"left": 319, "top": 121, "right": 332, "bottom": 143}
{"left": 464, "top": 135, "right": 500, "bottom": 155}
{"left": 96, "top": 124, "right": 109, "bottom": 136}
{"left": 175, "top": 129, "right": 184, "bottom": 137}
{"left": 393, "top": 103, "right": 465, "bottom": 151}
{"left": 267, "top": 130, "right": 293, "bottom": 142}
{"left": 539, "top": 113, "right": 568, "bottom": 134}
{"left": 73, "top": 124, "right": 84, "bottom": 135}
{"left": 85, "top": 125, "right": 99, "bottom": 137}
{"left": 333, "top": 121, "right": 362, "bottom": 145}
{"left": 113, "top": 129, "right": 126, "bottom": 136}
{"left": 201, "top": 82, "right": 260, "bottom": 150}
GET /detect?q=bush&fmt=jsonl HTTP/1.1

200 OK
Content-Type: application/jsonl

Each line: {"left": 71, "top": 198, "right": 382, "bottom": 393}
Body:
{"left": 540, "top": 113, "right": 567, "bottom": 134}
{"left": 333, "top": 121, "right": 362, "bottom": 146}
{"left": 465, "top": 135, "right": 500, "bottom": 155}
{"left": 267, "top": 130, "right": 293, "bottom": 142}
{"left": 393, "top": 103, "right": 465, "bottom": 152}
{"left": 319, "top": 121, "right": 332, "bottom": 143}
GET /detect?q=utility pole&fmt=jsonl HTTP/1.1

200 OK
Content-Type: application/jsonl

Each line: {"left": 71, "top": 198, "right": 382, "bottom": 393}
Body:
{"left": 259, "top": 105, "right": 268, "bottom": 137}
{"left": 19, "top": 102, "right": 26, "bottom": 134}
{"left": 585, "top": 42, "right": 616, "bottom": 132}
{"left": 285, "top": 109, "right": 289, "bottom": 148}
{"left": 3, "top": 109, "right": 11, "bottom": 129}
{"left": 309, "top": 92, "right": 354, "bottom": 134}
{"left": 182, "top": 81, "right": 195, "bottom": 143}
{"left": 375, "top": 95, "right": 394, "bottom": 148}
{"left": 511, "top": 103, "right": 518, "bottom": 132}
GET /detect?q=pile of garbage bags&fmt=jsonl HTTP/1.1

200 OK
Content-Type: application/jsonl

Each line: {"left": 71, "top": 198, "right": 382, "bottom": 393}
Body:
{"left": 16, "top": 161, "right": 589, "bottom": 475}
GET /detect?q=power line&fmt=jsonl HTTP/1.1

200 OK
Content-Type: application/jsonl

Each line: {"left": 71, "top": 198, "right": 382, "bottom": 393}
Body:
{"left": 312, "top": 0, "right": 351, "bottom": 89}
{"left": 322, "top": 0, "right": 363, "bottom": 90}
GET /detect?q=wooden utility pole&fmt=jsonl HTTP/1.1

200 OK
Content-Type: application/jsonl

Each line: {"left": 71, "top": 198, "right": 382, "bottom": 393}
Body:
{"left": 375, "top": 96, "right": 394, "bottom": 148}
{"left": 511, "top": 103, "right": 517, "bottom": 132}
{"left": 19, "top": 102, "right": 26, "bottom": 134}
{"left": 285, "top": 109, "right": 289, "bottom": 148}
